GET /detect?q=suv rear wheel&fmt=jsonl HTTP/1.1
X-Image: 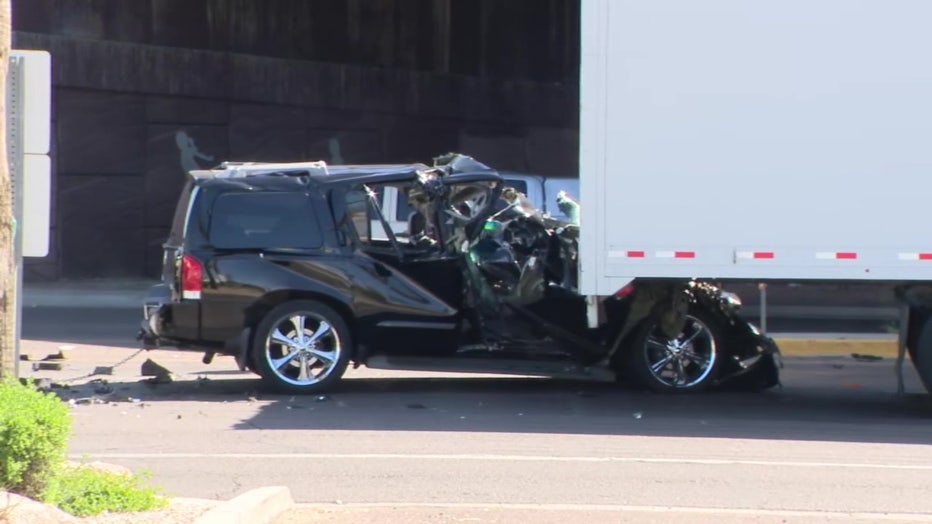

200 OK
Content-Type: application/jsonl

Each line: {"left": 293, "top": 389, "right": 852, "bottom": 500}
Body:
{"left": 252, "top": 300, "right": 351, "bottom": 394}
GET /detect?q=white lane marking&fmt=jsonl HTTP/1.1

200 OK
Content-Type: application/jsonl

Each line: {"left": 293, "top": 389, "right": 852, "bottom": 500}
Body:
{"left": 71, "top": 452, "right": 932, "bottom": 471}
{"left": 292, "top": 502, "right": 932, "bottom": 521}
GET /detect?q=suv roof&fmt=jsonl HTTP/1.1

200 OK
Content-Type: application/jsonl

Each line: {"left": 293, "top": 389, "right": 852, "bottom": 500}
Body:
{"left": 190, "top": 163, "right": 429, "bottom": 190}
{"left": 188, "top": 155, "right": 502, "bottom": 188}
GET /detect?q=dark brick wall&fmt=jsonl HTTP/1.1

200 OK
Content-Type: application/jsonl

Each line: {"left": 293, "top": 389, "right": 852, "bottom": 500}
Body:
{"left": 13, "top": 0, "right": 579, "bottom": 81}
{"left": 12, "top": 0, "right": 581, "bottom": 280}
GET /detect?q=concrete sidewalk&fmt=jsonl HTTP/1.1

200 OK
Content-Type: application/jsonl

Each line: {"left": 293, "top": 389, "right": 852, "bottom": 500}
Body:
{"left": 23, "top": 279, "right": 157, "bottom": 309}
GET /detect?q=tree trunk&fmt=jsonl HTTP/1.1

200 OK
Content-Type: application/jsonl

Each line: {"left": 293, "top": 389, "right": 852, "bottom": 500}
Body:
{"left": 0, "top": 0, "right": 15, "bottom": 379}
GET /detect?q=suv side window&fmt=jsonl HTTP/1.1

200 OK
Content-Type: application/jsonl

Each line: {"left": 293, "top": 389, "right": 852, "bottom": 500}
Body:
{"left": 208, "top": 192, "right": 322, "bottom": 249}
{"left": 345, "top": 185, "right": 391, "bottom": 243}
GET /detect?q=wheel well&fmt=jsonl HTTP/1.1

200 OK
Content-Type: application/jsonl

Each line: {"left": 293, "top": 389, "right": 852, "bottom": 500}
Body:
{"left": 604, "top": 298, "right": 726, "bottom": 374}
{"left": 242, "top": 291, "right": 357, "bottom": 365}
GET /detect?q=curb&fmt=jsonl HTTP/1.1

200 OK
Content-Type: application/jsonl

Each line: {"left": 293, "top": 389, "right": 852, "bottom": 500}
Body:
{"left": 773, "top": 338, "right": 899, "bottom": 358}
{"left": 193, "top": 486, "right": 294, "bottom": 524}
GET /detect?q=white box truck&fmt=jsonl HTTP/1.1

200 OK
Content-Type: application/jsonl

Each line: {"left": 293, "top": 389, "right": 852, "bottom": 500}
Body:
{"left": 578, "top": 0, "right": 932, "bottom": 391}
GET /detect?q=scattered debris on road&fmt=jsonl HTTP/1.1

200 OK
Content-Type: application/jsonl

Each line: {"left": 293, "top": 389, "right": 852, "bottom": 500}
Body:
{"left": 141, "top": 358, "right": 174, "bottom": 385}
{"left": 69, "top": 397, "right": 107, "bottom": 406}
{"left": 92, "top": 365, "right": 115, "bottom": 376}
{"left": 42, "top": 349, "right": 69, "bottom": 361}
{"left": 90, "top": 378, "right": 113, "bottom": 395}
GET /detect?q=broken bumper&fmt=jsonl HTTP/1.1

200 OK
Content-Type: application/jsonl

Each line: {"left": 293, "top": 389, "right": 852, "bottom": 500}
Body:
{"left": 139, "top": 284, "right": 171, "bottom": 347}
{"left": 718, "top": 327, "right": 782, "bottom": 390}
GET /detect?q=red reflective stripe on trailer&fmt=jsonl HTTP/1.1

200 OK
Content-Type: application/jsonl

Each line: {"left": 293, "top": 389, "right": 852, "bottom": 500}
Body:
{"left": 901, "top": 253, "right": 932, "bottom": 261}
{"left": 836, "top": 252, "right": 858, "bottom": 260}
{"left": 674, "top": 251, "right": 695, "bottom": 259}
{"left": 627, "top": 251, "right": 646, "bottom": 258}
{"left": 736, "top": 251, "right": 775, "bottom": 260}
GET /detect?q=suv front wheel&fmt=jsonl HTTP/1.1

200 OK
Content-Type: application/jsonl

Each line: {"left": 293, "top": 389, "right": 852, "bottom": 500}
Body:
{"left": 630, "top": 309, "right": 722, "bottom": 393}
{"left": 252, "top": 300, "right": 352, "bottom": 394}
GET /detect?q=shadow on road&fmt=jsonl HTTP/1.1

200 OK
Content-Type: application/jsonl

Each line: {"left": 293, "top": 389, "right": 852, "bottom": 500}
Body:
{"left": 43, "top": 356, "right": 932, "bottom": 447}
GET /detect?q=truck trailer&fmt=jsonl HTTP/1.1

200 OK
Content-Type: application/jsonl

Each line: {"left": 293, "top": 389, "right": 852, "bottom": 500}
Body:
{"left": 578, "top": 0, "right": 932, "bottom": 391}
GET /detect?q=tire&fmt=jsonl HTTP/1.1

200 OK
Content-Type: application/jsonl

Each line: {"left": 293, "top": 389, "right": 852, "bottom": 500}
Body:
{"left": 252, "top": 300, "right": 352, "bottom": 395}
{"left": 911, "top": 317, "right": 932, "bottom": 393}
{"left": 630, "top": 309, "right": 723, "bottom": 393}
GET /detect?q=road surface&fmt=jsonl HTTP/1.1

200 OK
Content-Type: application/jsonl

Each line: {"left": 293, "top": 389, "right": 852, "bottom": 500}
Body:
{"left": 19, "top": 305, "right": 932, "bottom": 523}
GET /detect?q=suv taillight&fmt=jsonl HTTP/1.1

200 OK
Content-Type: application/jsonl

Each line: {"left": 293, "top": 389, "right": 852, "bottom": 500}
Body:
{"left": 180, "top": 254, "right": 203, "bottom": 300}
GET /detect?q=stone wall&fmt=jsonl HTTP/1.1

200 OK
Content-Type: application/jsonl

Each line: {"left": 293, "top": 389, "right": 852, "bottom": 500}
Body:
{"left": 12, "top": 0, "right": 581, "bottom": 280}
{"left": 15, "top": 0, "right": 579, "bottom": 81}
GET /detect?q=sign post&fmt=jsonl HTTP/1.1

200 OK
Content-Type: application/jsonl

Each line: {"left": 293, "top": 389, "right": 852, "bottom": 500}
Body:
{"left": 7, "top": 50, "right": 51, "bottom": 376}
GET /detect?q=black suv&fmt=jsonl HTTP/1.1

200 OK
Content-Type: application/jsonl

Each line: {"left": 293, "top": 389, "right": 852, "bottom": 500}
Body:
{"left": 140, "top": 154, "right": 779, "bottom": 394}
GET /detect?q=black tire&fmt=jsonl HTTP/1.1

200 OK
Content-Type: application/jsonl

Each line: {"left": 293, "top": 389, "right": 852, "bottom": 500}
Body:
{"left": 630, "top": 309, "right": 723, "bottom": 393}
{"left": 911, "top": 318, "right": 932, "bottom": 393}
{"left": 252, "top": 300, "right": 352, "bottom": 395}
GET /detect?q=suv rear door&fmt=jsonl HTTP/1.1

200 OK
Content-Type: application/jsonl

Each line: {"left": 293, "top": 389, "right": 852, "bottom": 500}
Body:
{"left": 195, "top": 188, "right": 327, "bottom": 343}
{"left": 150, "top": 177, "right": 203, "bottom": 343}
{"left": 163, "top": 179, "right": 199, "bottom": 301}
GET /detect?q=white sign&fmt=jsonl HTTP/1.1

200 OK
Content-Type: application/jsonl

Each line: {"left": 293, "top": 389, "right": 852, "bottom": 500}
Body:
{"left": 9, "top": 50, "right": 51, "bottom": 257}
{"left": 16, "top": 50, "right": 50, "bottom": 155}
{"left": 22, "top": 155, "right": 50, "bottom": 257}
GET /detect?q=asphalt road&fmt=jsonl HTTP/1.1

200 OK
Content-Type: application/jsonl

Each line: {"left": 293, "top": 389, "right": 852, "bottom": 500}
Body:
{"left": 19, "top": 306, "right": 932, "bottom": 523}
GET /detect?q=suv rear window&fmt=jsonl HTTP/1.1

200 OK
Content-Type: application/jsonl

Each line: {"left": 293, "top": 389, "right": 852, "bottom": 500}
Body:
{"left": 208, "top": 192, "right": 322, "bottom": 249}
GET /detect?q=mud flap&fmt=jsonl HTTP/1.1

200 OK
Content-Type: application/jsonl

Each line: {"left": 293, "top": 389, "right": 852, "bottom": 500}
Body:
{"left": 231, "top": 328, "right": 253, "bottom": 371}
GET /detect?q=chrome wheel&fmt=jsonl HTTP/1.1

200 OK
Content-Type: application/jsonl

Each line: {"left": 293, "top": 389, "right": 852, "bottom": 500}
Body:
{"left": 642, "top": 314, "right": 718, "bottom": 389}
{"left": 263, "top": 312, "right": 342, "bottom": 387}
